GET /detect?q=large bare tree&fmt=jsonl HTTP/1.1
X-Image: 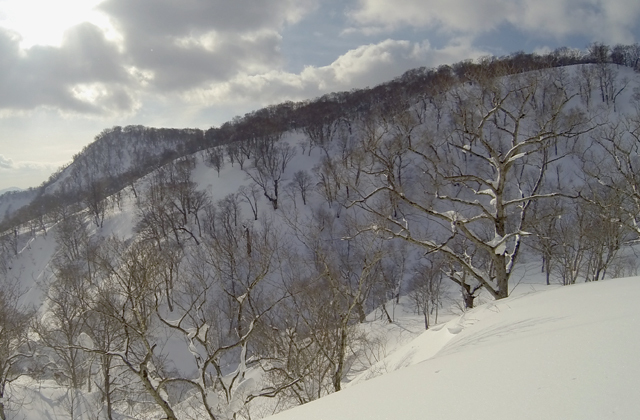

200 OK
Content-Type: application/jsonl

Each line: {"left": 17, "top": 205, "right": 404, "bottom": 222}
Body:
{"left": 0, "top": 276, "right": 33, "bottom": 420}
{"left": 354, "top": 70, "right": 591, "bottom": 300}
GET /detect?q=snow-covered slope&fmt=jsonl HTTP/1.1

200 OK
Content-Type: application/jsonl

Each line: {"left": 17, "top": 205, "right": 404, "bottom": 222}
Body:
{"left": 4, "top": 62, "right": 640, "bottom": 420}
{"left": 0, "top": 188, "right": 37, "bottom": 223}
{"left": 266, "top": 278, "right": 640, "bottom": 420}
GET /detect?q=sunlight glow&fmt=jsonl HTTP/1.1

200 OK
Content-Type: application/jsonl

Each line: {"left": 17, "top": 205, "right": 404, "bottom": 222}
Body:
{"left": 71, "top": 83, "right": 107, "bottom": 103}
{"left": 0, "top": 0, "right": 112, "bottom": 48}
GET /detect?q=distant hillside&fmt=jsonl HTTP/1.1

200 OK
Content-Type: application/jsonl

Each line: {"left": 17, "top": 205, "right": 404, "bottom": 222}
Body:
{"left": 0, "top": 188, "right": 37, "bottom": 225}
{"left": 0, "top": 187, "right": 23, "bottom": 195}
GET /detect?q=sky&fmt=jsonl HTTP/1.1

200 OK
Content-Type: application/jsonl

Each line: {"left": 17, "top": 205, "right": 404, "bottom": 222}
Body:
{"left": 1, "top": 0, "right": 639, "bottom": 190}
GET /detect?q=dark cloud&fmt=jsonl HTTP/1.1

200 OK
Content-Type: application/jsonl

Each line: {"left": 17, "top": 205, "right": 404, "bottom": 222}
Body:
{"left": 98, "top": 0, "right": 308, "bottom": 91}
{"left": 0, "top": 24, "right": 132, "bottom": 113}
{"left": 100, "top": 0, "right": 305, "bottom": 37}
{"left": 123, "top": 30, "right": 283, "bottom": 91}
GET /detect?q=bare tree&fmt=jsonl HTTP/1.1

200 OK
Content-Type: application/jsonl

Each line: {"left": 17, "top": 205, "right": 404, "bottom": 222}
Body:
{"left": 283, "top": 208, "right": 383, "bottom": 393}
{"left": 82, "top": 292, "right": 128, "bottom": 420}
{"left": 353, "top": 70, "right": 590, "bottom": 300}
{"left": 290, "top": 170, "right": 313, "bottom": 206}
{"left": 528, "top": 194, "right": 628, "bottom": 285}
{"left": 409, "top": 258, "right": 445, "bottom": 329}
{"left": 84, "top": 179, "right": 110, "bottom": 228}
{"left": 34, "top": 262, "right": 92, "bottom": 419}
{"left": 245, "top": 141, "right": 296, "bottom": 210}
{"left": 149, "top": 217, "right": 300, "bottom": 419}
{"left": 92, "top": 237, "right": 179, "bottom": 420}
{"left": 527, "top": 198, "right": 565, "bottom": 285}
{"left": 205, "top": 147, "right": 225, "bottom": 177}
{"left": 0, "top": 275, "right": 33, "bottom": 420}
{"left": 238, "top": 184, "right": 261, "bottom": 221}
{"left": 135, "top": 159, "right": 207, "bottom": 247}
{"left": 583, "top": 114, "right": 640, "bottom": 239}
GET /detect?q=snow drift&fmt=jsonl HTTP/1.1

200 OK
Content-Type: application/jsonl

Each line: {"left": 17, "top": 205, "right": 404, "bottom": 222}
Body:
{"left": 266, "top": 278, "right": 640, "bottom": 420}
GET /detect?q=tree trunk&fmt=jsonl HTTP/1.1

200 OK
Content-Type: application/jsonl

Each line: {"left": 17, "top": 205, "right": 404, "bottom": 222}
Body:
{"left": 103, "top": 356, "right": 114, "bottom": 420}
{"left": 356, "top": 302, "right": 366, "bottom": 323}
{"left": 494, "top": 255, "right": 509, "bottom": 299}
{"left": 381, "top": 303, "right": 393, "bottom": 324}
{"left": 139, "top": 370, "right": 177, "bottom": 420}
{"left": 463, "top": 290, "right": 475, "bottom": 309}
{"left": 333, "top": 327, "right": 348, "bottom": 392}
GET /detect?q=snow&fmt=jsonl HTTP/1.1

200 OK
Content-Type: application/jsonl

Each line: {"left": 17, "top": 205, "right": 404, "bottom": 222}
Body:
{"left": 506, "top": 151, "right": 526, "bottom": 164}
{"left": 488, "top": 233, "right": 507, "bottom": 255}
{"left": 265, "top": 277, "right": 640, "bottom": 420}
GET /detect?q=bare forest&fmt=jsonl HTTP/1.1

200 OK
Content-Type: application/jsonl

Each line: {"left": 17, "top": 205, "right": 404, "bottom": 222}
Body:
{"left": 2, "top": 43, "right": 640, "bottom": 419}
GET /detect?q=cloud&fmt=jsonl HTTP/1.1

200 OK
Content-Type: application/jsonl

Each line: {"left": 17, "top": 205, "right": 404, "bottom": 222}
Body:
{"left": 97, "top": 0, "right": 316, "bottom": 91}
{"left": 0, "top": 154, "right": 63, "bottom": 189}
{"left": 0, "top": 154, "right": 13, "bottom": 169}
{"left": 99, "top": 0, "right": 312, "bottom": 38}
{"left": 0, "top": 0, "right": 319, "bottom": 115}
{"left": 193, "top": 38, "right": 485, "bottom": 106}
{"left": 0, "top": 23, "right": 134, "bottom": 114}
{"left": 0, "top": 154, "right": 59, "bottom": 172}
{"left": 347, "top": 0, "right": 640, "bottom": 44}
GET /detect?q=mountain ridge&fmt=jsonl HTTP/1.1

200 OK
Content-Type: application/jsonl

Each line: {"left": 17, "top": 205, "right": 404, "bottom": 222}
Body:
{"left": 2, "top": 44, "right": 633, "bottom": 231}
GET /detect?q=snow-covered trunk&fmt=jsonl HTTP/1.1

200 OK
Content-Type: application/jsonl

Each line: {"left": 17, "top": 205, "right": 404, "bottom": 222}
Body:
{"left": 493, "top": 174, "right": 510, "bottom": 300}
{"left": 138, "top": 364, "right": 177, "bottom": 420}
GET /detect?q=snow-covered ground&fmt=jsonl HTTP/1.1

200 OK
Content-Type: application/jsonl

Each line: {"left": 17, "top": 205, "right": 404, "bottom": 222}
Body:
{"left": 266, "top": 277, "right": 640, "bottom": 420}
{"left": 6, "top": 274, "right": 637, "bottom": 419}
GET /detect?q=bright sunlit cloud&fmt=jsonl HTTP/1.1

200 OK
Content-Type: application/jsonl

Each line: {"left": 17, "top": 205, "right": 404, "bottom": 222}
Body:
{"left": 0, "top": 0, "right": 111, "bottom": 48}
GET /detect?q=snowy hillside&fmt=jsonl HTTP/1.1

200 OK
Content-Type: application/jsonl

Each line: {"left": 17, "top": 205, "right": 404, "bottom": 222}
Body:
{"left": 0, "top": 188, "right": 37, "bottom": 223}
{"left": 2, "top": 55, "right": 640, "bottom": 420}
{"left": 267, "top": 277, "right": 640, "bottom": 420}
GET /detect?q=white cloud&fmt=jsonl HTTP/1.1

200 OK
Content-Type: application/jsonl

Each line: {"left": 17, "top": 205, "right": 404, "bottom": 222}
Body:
{"left": 0, "top": 154, "right": 62, "bottom": 189}
{"left": 192, "top": 38, "right": 485, "bottom": 106}
{"left": 0, "top": 154, "right": 13, "bottom": 169}
{"left": 347, "top": 0, "right": 514, "bottom": 34}
{"left": 348, "top": 0, "right": 640, "bottom": 44}
{"left": 0, "top": 154, "right": 59, "bottom": 172}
